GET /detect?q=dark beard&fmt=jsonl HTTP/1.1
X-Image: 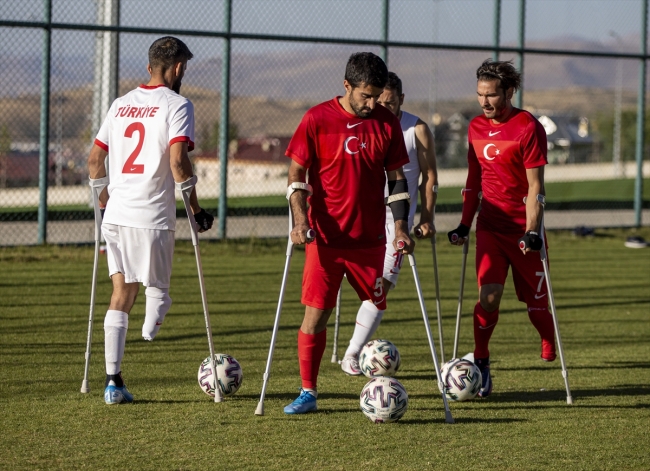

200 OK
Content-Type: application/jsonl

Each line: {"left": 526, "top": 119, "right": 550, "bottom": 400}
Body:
{"left": 349, "top": 97, "right": 372, "bottom": 118}
{"left": 172, "top": 80, "right": 182, "bottom": 94}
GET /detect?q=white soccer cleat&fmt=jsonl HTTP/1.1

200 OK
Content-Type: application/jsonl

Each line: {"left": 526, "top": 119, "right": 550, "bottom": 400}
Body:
{"left": 462, "top": 352, "right": 475, "bottom": 363}
{"left": 339, "top": 355, "right": 362, "bottom": 376}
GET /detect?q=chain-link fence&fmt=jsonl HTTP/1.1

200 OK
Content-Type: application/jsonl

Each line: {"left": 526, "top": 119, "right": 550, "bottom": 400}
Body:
{"left": 1, "top": 0, "right": 649, "bottom": 245}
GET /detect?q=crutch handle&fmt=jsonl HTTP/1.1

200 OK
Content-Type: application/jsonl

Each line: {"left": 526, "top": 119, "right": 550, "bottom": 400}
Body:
{"left": 397, "top": 240, "right": 406, "bottom": 250}
{"left": 415, "top": 228, "right": 422, "bottom": 238}
{"left": 306, "top": 228, "right": 316, "bottom": 243}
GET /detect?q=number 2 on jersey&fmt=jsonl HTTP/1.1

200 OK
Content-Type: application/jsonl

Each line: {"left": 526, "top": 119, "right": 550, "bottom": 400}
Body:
{"left": 121, "top": 122, "right": 145, "bottom": 174}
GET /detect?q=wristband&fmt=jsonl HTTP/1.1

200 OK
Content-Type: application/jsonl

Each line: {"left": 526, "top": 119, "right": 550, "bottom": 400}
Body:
{"left": 518, "top": 231, "right": 542, "bottom": 251}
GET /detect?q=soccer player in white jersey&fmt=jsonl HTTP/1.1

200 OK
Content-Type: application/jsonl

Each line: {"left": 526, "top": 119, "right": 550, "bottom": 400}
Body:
{"left": 87, "top": 36, "right": 214, "bottom": 404}
{"left": 340, "top": 71, "right": 439, "bottom": 375}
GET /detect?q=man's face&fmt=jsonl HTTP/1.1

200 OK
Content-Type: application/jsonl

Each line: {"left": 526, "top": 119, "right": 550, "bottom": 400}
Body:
{"left": 477, "top": 79, "right": 512, "bottom": 121}
{"left": 172, "top": 61, "right": 187, "bottom": 94}
{"left": 377, "top": 87, "right": 403, "bottom": 117}
{"left": 345, "top": 81, "right": 384, "bottom": 118}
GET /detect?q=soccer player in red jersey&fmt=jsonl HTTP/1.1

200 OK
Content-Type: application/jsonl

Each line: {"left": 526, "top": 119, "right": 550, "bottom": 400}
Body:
{"left": 283, "top": 52, "right": 414, "bottom": 414}
{"left": 447, "top": 59, "right": 555, "bottom": 398}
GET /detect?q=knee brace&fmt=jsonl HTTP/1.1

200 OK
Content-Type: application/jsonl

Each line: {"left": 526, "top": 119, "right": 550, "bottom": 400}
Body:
{"left": 142, "top": 287, "right": 172, "bottom": 341}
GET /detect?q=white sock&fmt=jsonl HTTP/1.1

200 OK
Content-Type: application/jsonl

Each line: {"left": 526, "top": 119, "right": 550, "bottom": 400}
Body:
{"left": 344, "top": 301, "right": 384, "bottom": 358}
{"left": 142, "top": 287, "right": 172, "bottom": 341}
{"left": 104, "top": 310, "right": 128, "bottom": 375}
{"left": 303, "top": 388, "right": 317, "bottom": 398}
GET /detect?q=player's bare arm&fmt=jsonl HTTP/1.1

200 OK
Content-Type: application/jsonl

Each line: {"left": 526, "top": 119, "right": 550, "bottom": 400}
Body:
{"left": 170, "top": 141, "right": 201, "bottom": 213}
{"left": 287, "top": 159, "right": 311, "bottom": 245}
{"left": 448, "top": 151, "right": 481, "bottom": 246}
{"left": 87, "top": 144, "right": 109, "bottom": 206}
{"left": 413, "top": 118, "right": 438, "bottom": 238}
{"left": 521, "top": 165, "right": 545, "bottom": 254}
{"left": 387, "top": 167, "right": 414, "bottom": 254}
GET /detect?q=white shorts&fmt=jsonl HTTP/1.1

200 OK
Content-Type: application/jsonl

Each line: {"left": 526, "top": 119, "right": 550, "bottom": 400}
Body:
{"left": 102, "top": 223, "right": 175, "bottom": 288}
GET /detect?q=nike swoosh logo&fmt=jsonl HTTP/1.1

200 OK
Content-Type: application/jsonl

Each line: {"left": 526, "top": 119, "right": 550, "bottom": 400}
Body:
{"left": 373, "top": 297, "right": 385, "bottom": 306}
{"left": 478, "top": 322, "right": 497, "bottom": 330}
{"left": 130, "top": 167, "right": 138, "bottom": 172}
{"left": 488, "top": 131, "right": 501, "bottom": 136}
{"left": 347, "top": 122, "right": 363, "bottom": 128}
{"left": 534, "top": 293, "right": 547, "bottom": 299}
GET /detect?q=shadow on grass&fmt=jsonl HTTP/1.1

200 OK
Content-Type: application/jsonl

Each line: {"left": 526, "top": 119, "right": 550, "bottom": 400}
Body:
{"left": 482, "top": 385, "right": 650, "bottom": 404}
{"left": 399, "top": 417, "right": 527, "bottom": 425}
{"left": 499, "top": 361, "right": 650, "bottom": 371}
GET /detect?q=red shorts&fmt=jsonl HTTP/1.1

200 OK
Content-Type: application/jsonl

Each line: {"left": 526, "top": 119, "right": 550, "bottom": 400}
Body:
{"left": 475, "top": 230, "right": 549, "bottom": 307}
{"left": 302, "top": 243, "right": 387, "bottom": 310}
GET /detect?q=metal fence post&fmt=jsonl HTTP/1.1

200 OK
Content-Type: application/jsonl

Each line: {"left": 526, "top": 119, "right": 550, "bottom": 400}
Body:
{"left": 515, "top": 0, "right": 526, "bottom": 109}
{"left": 217, "top": 0, "right": 232, "bottom": 239}
{"left": 381, "top": 0, "right": 389, "bottom": 64}
{"left": 635, "top": 0, "right": 648, "bottom": 227}
{"left": 37, "top": 0, "right": 52, "bottom": 245}
{"left": 492, "top": 0, "right": 501, "bottom": 61}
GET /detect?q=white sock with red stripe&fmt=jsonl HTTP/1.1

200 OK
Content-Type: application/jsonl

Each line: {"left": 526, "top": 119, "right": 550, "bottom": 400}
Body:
{"left": 344, "top": 301, "right": 384, "bottom": 358}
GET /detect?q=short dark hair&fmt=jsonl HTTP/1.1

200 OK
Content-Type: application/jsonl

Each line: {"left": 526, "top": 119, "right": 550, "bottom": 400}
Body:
{"left": 148, "top": 36, "right": 193, "bottom": 71}
{"left": 476, "top": 59, "right": 521, "bottom": 92}
{"left": 345, "top": 52, "right": 388, "bottom": 89}
{"left": 385, "top": 71, "right": 403, "bottom": 95}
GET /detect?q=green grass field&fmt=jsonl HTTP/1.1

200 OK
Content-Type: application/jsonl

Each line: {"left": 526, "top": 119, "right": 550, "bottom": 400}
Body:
{"left": 1, "top": 229, "right": 649, "bottom": 470}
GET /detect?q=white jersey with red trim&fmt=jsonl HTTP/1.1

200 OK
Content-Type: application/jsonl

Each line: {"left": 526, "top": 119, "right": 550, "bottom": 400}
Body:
{"left": 95, "top": 84, "right": 195, "bottom": 231}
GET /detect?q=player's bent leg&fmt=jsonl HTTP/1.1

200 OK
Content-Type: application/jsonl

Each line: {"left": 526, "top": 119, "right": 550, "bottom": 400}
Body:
{"left": 341, "top": 299, "right": 386, "bottom": 375}
{"left": 142, "top": 287, "right": 172, "bottom": 341}
{"left": 527, "top": 306, "right": 556, "bottom": 362}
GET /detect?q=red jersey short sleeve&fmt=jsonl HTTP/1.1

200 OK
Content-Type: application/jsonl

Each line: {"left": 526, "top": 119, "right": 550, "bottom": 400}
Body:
{"left": 285, "top": 98, "right": 409, "bottom": 249}
{"left": 467, "top": 109, "right": 548, "bottom": 233}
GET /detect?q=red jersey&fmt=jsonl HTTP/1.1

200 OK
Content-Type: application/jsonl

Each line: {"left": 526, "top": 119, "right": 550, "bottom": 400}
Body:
{"left": 286, "top": 97, "right": 409, "bottom": 249}
{"left": 462, "top": 109, "right": 547, "bottom": 233}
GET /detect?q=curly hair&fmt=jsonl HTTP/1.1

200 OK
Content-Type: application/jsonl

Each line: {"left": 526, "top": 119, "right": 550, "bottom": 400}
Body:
{"left": 476, "top": 59, "right": 521, "bottom": 92}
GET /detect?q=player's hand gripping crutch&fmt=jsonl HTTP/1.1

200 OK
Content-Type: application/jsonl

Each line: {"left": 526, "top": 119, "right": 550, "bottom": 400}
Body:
{"left": 81, "top": 176, "right": 109, "bottom": 394}
{"left": 255, "top": 184, "right": 314, "bottom": 416}
{"left": 520, "top": 195, "right": 573, "bottom": 405}
{"left": 398, "top": 240, "right": 454, "bottom": 424}
{"left": 415, "top": 227, "right": 445, "bottom": 363}
{"left": 331, "top": 284, "right": 342, "bottom": 363}
{"left": 177, "top": 176, "right": 222, "bottom": 403}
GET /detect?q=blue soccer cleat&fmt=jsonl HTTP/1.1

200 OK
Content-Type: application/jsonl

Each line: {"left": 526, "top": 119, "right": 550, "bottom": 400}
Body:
{"left": 104, "top": 380, "right": 134, "bottom": 405}
{"left": 474, "top": 357, "right": 493, "bottom": 398}
{"left": 283, "top": 389, "right": 317, "bottom": 415}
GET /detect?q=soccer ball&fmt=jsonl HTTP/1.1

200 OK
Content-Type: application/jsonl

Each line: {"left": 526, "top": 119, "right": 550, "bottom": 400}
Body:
{"left": 438, "top": 358, "right": 482, "bottom": 402}
{"left": 360, "top": 376, "right": 408, "bottom": 423}
{"left": 197, "top": 354, "right": 243, "bottom": 397}
{"left": 359, "top": 339, "right": 401, "bottom": 378}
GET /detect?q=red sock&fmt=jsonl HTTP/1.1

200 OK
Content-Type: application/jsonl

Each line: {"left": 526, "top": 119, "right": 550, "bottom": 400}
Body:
{"left": 298, "top": 329, "right": 327, "bottom": 389}
{"left": 473, "top": 302, "right": 499, "bottom": 359}
{"left": 527, "top": 306, "right": 556, "bottom": 361}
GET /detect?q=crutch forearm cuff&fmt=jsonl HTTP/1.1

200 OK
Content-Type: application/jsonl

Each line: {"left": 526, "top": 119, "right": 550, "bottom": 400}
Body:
{"left": 286, "top": 182, "right": 313, "bottom": 200}
{"left": 385, "top": 192, "right": 411, "bottom": 205}
{"left": 89, "top": 176, "right": 109, "bottom": 188}
{"left": 176, "top": 175, "right": 198, "bottom": 192}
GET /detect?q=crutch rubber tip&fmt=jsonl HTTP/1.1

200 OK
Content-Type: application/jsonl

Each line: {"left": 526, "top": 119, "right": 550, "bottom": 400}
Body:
{"left": 254, "top": 403, "right": 265, "bottom": 416}
{"left": 331, "top": 354, "right": 338, "bottom": 363}
{"left": 80, "top": 381, "right": 90, "bottom": 394}
{"left": 566, "top": 396, "right": 574, "bottom": 405}
{"left": 445, "top": 411, "right": 455, "bottom": 424}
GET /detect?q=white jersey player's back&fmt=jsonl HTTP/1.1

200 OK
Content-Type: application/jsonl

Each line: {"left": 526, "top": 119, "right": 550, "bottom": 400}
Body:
{"left": 95, "top": 85, "right": 195, "bottom": 231}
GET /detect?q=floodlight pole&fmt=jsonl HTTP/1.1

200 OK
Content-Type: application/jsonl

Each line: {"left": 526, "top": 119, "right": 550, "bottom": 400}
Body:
{"left": 218, "top": 0, "right": 232, "bottom": 239}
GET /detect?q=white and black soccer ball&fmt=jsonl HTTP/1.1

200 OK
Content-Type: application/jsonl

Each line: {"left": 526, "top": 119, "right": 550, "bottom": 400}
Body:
{"left": 359, "top": 339, "right": 401, "bottom": 378}
{"left": 438, "top": 358, "right": 482, "bottom": 402}
{"left": 197, "top": 353, "right": 243, "bottom": 397}
{"left": 360, "top": 376, "right": 408, "bottom": 423}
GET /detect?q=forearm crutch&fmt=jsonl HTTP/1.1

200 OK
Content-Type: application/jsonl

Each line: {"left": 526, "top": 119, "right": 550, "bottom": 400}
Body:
{"left": 256, "top": 189, "right": 314, "bottom": 416}
{"left": 331, "top": 285, "right": 342, "bottom": 363}
{"left": 415, "top": 228, "right": 445, "bottom": 363}
{"left": 81, "top": 176, "right": 109, "bottom": 394}
{"left": 529, "top": 195, "right": 573, "bottom": 405}
{"left": 452, "top": 236, "right": 470, "bottom": 360}
{"left": 177, "top": 176, "right": 223, "bottom": 403}
{"left": 398, "top": 241, "right": 454, "bottom": 424}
